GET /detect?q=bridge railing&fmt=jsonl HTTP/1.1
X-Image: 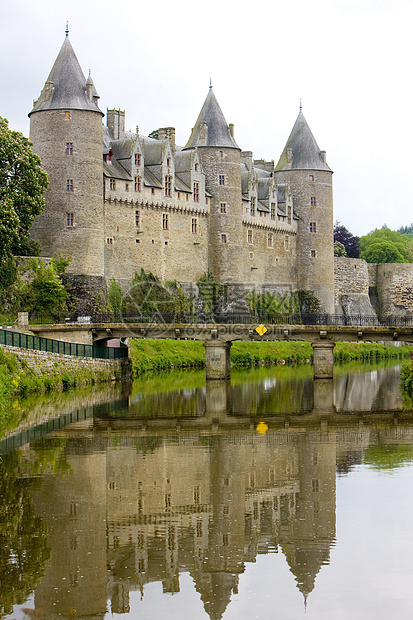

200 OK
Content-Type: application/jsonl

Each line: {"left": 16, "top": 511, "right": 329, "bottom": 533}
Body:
{"left": 28, "top": 311, "right": 413, "bottom": 328}
{"left": 0, "top": 328, "right": 128, "bottom": 359}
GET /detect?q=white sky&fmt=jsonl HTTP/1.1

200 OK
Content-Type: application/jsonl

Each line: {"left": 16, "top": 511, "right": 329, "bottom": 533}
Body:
{"left": 1, "top": 0, "right": 412, "bottom": 237}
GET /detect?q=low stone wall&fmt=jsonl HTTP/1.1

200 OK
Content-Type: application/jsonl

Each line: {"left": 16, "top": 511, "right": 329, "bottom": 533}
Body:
{"left": 334, "top": 257, "right": 376, "bottom": 315}
{"left": 0, "top": 344, "right": 131, "bottom": 381}
{"left": 376, "top": 263, "right": 413, "bottom": 316}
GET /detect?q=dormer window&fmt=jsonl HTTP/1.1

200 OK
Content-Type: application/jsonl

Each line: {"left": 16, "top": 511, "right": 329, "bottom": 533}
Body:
{"left": 167, "top": 158, "right": 171, "bottom": 167}
{"left": 194, "top": 163, "right": 198, "bottom": 172}
{"left": 135, "top": 153, "right": 141, "bottom": 166}
{"left": 106, "top": 149, "right": 113, "bottom": 164}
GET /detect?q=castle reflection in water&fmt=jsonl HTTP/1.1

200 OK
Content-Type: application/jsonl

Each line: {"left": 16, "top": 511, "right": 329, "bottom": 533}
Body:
{"left": 5, "top": 362, "right": 410, "bottom": 619}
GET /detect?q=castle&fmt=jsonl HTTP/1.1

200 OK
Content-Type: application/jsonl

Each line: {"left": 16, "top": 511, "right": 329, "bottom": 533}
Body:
{"left": 28, "top": 32, "right": 413, "bottom": 319}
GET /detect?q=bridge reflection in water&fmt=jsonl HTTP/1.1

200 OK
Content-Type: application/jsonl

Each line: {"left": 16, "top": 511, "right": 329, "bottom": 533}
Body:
{"left": 1, "top": 363, "right": 411, "bottom": 619}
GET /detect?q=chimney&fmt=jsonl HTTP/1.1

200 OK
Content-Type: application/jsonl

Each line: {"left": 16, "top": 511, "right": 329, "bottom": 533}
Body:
{"left": 320, "top": 150, "right": 326, "bottom": 164}
{"left": 158, "top": 127, "right": 176, "bottom": 149}
{"left": 287, "top": 148, "right": 293, "bottom": 164}
{"left": 229, "top": 123, "right": 234, "bottom": 138}
{"left": 107, "top": 109, "right": 125, "bottom": 140}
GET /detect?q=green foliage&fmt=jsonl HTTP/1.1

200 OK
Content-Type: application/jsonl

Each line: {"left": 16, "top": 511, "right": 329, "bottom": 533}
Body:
{"left": 129, "top": 339, "right": 205, "bottom": 375}
{"left": 196, "top": 271, "right": 226, "bottom": 319}
{"left": 363, "top": 443, "right": 413, "bottom": 470}
{"left": 148, "top": 129, "right": 159, "bottom": 139}
{"left": 334, "top": 221, "right": 359, "bottom": 257}
{"left": 334, "top": 241, "right": 347, "bottom": 257}
{"left": 108, "top": 277, "right": 123, "bottom": 316}
{"left": 0, "top": 117, "right": 48, "bottom": 265}
{"left": 0, "top": 255, "right": 17, "bottom": 291}
{"left": 398, "top": 223, "right": 413, "bottom": 238}
{"left": 28, "top": 258, "right": 68, "bottom": 315}
{"left": 294, "top": 290, "right": 321, "bottom": 315}
{"left": 122, "top": 269, "right": 193, "bottom": 320}
{"left": 246, "top": 291, "right": 294, "bottom": 316}
{"left": 359, "top": 228, "right": 413, "bottom": 263}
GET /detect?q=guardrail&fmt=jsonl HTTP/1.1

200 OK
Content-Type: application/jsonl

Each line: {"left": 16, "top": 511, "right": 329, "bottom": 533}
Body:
{"left": 0, "top": 328, "right": 128, "bottom": 359}
{"left": 29, "top": 312, "right": 413, "bottom": 328}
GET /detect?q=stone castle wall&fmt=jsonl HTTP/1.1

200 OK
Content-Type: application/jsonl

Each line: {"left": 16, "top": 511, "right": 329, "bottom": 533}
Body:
{"left": 376, "top": 263, "right": 413, "bottom": 316}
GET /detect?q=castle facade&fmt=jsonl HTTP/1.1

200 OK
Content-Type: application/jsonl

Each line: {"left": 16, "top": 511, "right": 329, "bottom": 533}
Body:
{"left": 29, "top": 32, "right": 335, "bottom": 313}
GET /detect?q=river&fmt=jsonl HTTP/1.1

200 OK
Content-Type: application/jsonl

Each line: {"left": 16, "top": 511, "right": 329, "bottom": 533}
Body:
{"left": 1, "top": 361, "right": 413, "bottom": 619}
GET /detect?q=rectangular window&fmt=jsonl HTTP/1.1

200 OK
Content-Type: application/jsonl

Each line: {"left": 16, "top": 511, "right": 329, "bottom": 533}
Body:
{"left": 247, "top": 229, "right": 253, "bottom": 244}
{"left": 250, "top": 197, "right": 256, "bottom": 217}
{"left": 135, "top": 210, "right": 140, "bottom": 228}
{"left": 165, "top": 176, "right": 172, "bottom": 197}
{"left": 267, "top": 232, "right": 273, "bottom": 247}
{"left": 310, "top": 196, "right": 317, "bottom": 206}
{"left": 309, "top": 174, "right": 314, "bottom": 182}
{"left": 194, "top": 486, "right": 200, "bottom": 505}
{"left": 135, "top": 153, "right": 141, "bottom": 166}
{"left": 309, "top": 221, "right": 317, "bottom": 233}
{"left": 66, "top": 179, "right": 73, "bottom": 192}
{"left": 66, "top": 212, "right": 74, "bottom": 227}
{"left": 220, "top": 202, "right": 226, "bottom": 213}
{"left": 66, "top": 142, "right": 73, "bottom": 155}
{"left": 106, "top": 237, "right": 113, "bottom": 245}
{"left": 109, "top": 179, "right": 116, "bottom": 190}
{"left": 193, "top": 181, "right": 199, "bottom": 202}
{"left": 310, "top": 249, "right": 316, "bottom": 258}
{"left": 162, "top": 213, "right": 169, "bottom": 230}
{"left": 167, "top": 157, "right": 170, "bottom": 166}
{"left": 191, "top": 218, "right": 197, "bottom": 233}
{"left": 125, "top": 182, "right": 129, "bottom": 191}
{"left": 134, "top": 176, "right": 141, "bottom": 192}
{"left": 284, "top": 235, "right": 289, "bottom": 251}
{"left": 65, "top": 111, "right": 70, "bottom": 120}
{"left": 221, "top": 233, "right": 227, "bottom": 244}
{"left": 219, "top": 174, "right": 225, "bottom": 185}
{"left": 165, "top": 493, "right": 171, "bottom": 511}
{"left": 271, "top": 203, "right": 276, "bottom": 220}
{"left": 194, "top": 163, "right": 198, "bottom": 172}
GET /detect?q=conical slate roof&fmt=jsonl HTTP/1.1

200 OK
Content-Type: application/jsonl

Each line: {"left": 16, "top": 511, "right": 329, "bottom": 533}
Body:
{"left": 29, "top": 35, "right": 103, "bottom": 116}
{"left": 275, "top": 111, "right": 331, "bottom": 172}
{"left": 183, "top": 87, "right": 239, "bottom": 150}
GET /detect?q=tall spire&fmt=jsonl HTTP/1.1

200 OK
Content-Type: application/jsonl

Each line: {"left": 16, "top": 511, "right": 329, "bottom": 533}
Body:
{"left": 65, "top": 21, "right": 69, "bottom": 37}
{"left": 275, "top": 110, "right": 331, "bottom": 172}
{"left": 183, "top": 88, "right": 239, "bottom": 150}
{"left": 29, "top": 34, "right": 103, "bottom": 116}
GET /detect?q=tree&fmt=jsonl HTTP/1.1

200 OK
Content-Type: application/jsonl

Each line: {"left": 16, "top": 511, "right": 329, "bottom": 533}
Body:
{"left": 334, "top": 241, "right": 347, "bottom": 257}
{"left": 334, "top": 221, "right": 359, "bottom": 257}
{"left": 359, "top": 228, "right": 413, "bottom": 263}
{"left": 0, "top": 117, "right": 48, "bottom": 264}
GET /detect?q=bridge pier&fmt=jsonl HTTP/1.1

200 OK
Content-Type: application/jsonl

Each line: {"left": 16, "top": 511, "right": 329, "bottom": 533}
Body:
{"left": 204, "top": 340, "right": 232, "bottom": 380}
{"left": 312, "top": 341, "right": 335, "bottom": 379}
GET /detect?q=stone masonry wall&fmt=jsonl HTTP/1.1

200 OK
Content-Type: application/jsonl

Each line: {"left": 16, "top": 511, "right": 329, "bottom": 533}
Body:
{"left": 334, "top": 257, "right": 376, "bottom": 316}
{"left": 0, "top": 344, "right": 130, "bottom": 380}
{"left": 376, "top": 263, "right": 413, "bottom": 316}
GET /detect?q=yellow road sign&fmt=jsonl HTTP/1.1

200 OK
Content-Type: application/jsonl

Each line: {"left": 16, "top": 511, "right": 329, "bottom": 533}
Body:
{"left": 255, "top": 324, "right": 268, "bottom": 336}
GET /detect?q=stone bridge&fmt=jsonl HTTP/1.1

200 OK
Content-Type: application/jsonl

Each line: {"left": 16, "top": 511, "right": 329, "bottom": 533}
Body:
{"left": 29, "top": 319, "right": 413, "bottom": 380}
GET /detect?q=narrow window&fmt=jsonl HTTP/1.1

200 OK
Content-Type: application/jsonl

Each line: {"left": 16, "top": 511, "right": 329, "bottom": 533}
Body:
{"left": 151, "top": 187, "right": 155, "bottom": 194}
{"left": 219, "top": 174, "right": 225, "bottom": 185}
{"left": 271, "top": 203, "right": 276, "bottom": 220}
{"left": 309, "top": 221, "right": 317, "bottom": 233}
{"left": 221, "top": 233, "right": 227, "bottom": 244}
{"left": 191, "top": 218, "right": 197, "bottom": 234}
{"left": 106, "top": 237, "right": 113, "bottom": 245}
{"left": 165, "top": 493, "right": 171, "bottom": 510}
{"left": 167, "top": 157, "right": 170, "bottom": 166}
{"left": 165, "top": 176, "right": 172, "bottom": 197}
{"left": 194, "top": 163, "right": 198, "bottom": 172}
{"left": 250, "top": 197, "right": 256, "bottom": 217}
{"left": 135, "top": 210, "right": 140, "bottom": 228}
{"left": 193, "top": 181, "right": 199, "bottom": 202}
{"left": 310, "top": 196, "right": 316, "bottom": 206}
{"left": 222, "top": 534, "right": 229, "bottom": 546}
{"left": 66, "top": 212, "right": 74, "bottom": 227}
{"left": 65, "top": 111, "right": 70, "bottom": 120}
{"left": 162, "top": 213, "right": 169, "bottom": 230}
{"left": 220, "top": 202, "right": 226, "bottom": 213}
{"left": 134, "top": 176, "right": 141, "bottom": 192}
{"left": 219, "top": 150, "right": 224, "bottom": 159}
{"left": 109, "top": 179, "right": 116, "bottom": 190}
{"left": 186, "top": 194, "right": 189, "bottom": 201}
{"left": 125, "top": 182, "right": 129, "bottom": 191}
{"left": 247, "top": 229, "right": 253, "bottom": 244}
{"left": 196, "top": 520, "right": 203, "bottom": 537}
{"left": 309, "top": 174, "right": 314, "bottom": 182}
{"left": 66, "top": 142, "right": 73, "bottom": 155}
{"left": 267, "top": 232, "right": 273, "bottom": 247}
{"left": 135, "top": 153, "right": 141, "bottom": 166}
{"left": 194, "top": 486, "right": 200, "bottom": 505}
{"left": 310, "top": 249, "right": 316, "bottom": 258}
{"left": 177, "top": 192, "right": 180, "bottom": 199}
{"left": 69, "top": 503, "right": 77, "bottom": 516}
{"left": 312, "top": 479, "right": 319, "bottom": 492}
{"left": 66, "top": 179, "right": 73, "bottom": 192}
{"left": 284, "top": 235, "right": 289, "bottom": 251}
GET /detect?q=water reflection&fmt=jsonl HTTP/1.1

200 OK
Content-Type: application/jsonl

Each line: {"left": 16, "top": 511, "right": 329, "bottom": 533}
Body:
{"left": 1, "top": 362, "right": 412, "bottom": 619}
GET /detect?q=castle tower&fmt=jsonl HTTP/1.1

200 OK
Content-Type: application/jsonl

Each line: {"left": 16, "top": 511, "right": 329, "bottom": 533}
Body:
{"left": 275, "top": 110, "right": 334, "bottom": 313}
{"left": 29, "top": 29, "right": 105, "bottom": 276}
{"left": 183, "top": 87, "right": 243, "bottom": 284}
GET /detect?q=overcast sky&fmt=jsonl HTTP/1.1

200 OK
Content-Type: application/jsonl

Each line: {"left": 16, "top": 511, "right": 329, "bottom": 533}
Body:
{"left": 1, "top": 0, "right": 412, "bottom": 237}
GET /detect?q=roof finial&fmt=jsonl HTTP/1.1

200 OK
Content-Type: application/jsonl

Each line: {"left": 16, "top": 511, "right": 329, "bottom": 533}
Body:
{"left": 65, "top": 21, "right": 69, "bottom": 37}
{"left": 209, "top": 78, "right": 213, "bottom": 90}
{"left": 299, "top": 98, "right": 302, "bottom": 112}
